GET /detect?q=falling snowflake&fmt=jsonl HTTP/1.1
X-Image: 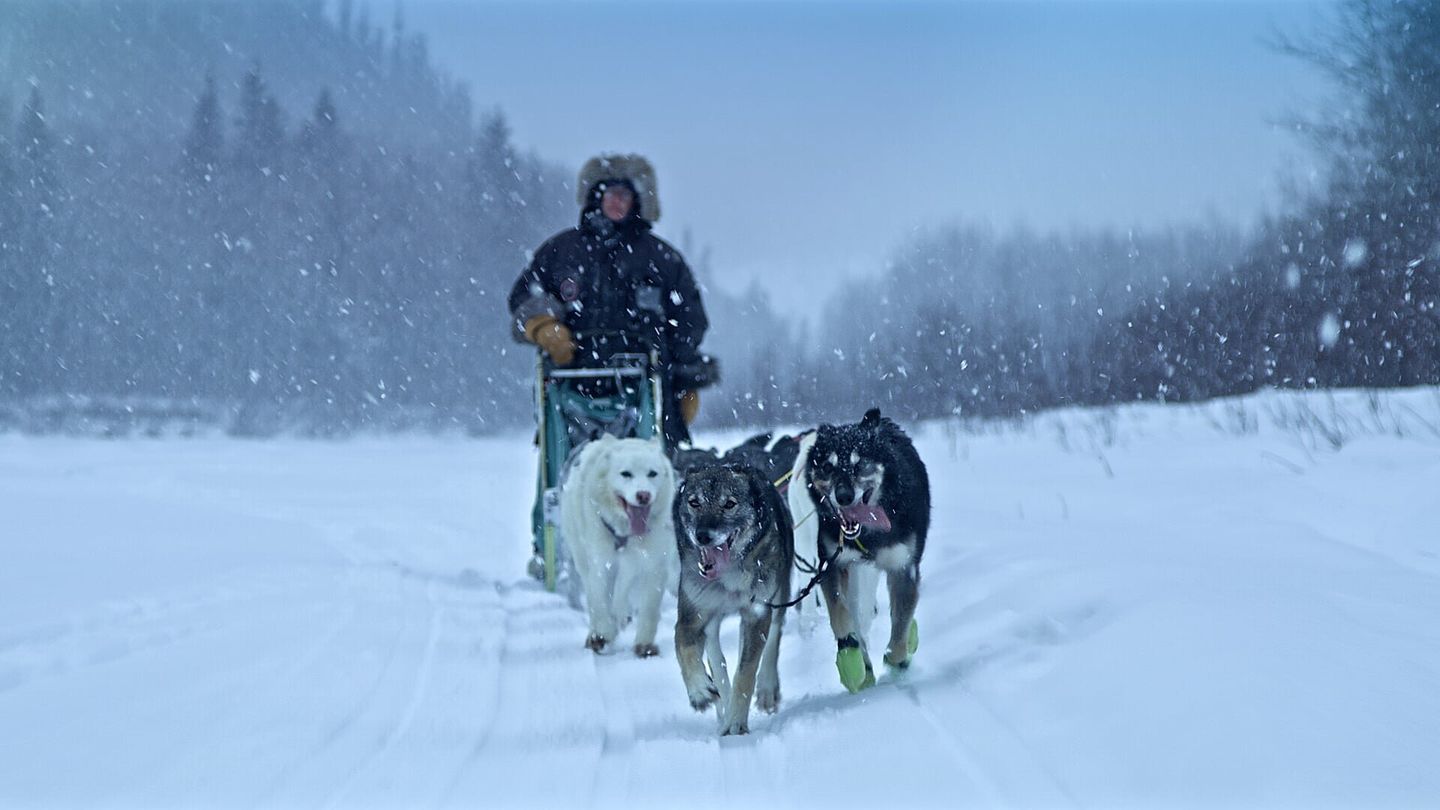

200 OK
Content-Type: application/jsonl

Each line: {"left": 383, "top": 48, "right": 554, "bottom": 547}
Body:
{"left": 1342, "top": 239, "right": 1368, "bottom": 268}
{"left": 1318, "top": 313, "right": 1342, "bottom": 349}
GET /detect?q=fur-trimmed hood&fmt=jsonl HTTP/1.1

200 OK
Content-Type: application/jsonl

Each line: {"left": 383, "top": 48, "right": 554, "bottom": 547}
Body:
{"left": 577, "top": 153, "right": 661, "bottom": 223}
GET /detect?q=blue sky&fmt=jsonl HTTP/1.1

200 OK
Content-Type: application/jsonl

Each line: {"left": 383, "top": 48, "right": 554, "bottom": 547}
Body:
{"left": 410, "top": 0, "right": 1334, "bottom": 301}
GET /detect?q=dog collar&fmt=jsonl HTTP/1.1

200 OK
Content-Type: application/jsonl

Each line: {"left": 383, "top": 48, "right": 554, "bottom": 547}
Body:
{"left": 602, "top": 518, "right": 630, "bottom": 549}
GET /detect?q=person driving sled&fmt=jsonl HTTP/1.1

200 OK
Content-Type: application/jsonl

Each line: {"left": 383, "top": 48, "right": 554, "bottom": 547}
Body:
{"left": 507, "top": 153, "right": 713, "bottom": 448}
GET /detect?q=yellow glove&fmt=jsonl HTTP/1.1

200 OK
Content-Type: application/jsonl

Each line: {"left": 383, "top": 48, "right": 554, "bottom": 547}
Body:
{"left": 524, "top": 315, "right": 576, "bottom": 366}
{"left": 679, "top": 390, "right": 700, "bottom": 424}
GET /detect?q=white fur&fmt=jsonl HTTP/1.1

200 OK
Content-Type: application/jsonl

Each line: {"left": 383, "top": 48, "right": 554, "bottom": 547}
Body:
{"left": 786, "top": 432, "right": 820, "bottom": 590}
{"left": 786, "top": 432, "right": 822, "bottom": 635}
{"left": 872, "top": 543, "right": 913, "bottom": 572}
{"left": 847, "top": 565, "right": 882, "bottom": 653}
{"left": 559, "top": 434, "right": 677, "bottom": 653}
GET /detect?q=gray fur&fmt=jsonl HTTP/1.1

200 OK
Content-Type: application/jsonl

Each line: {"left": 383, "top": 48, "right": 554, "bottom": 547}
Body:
{"left": 576, "top": 153, "right": 661, "bottom": 222}
{"left": 673, "top": 464, "right": 793, "bottom": 735}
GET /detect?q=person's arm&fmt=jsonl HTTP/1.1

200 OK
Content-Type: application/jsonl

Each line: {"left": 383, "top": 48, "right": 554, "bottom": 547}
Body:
{"left": 664, "top": 252, "right": 708, "bottom": 367}
{"left": 508, "top": 243, "right": 575, "bottom": 365}
{"left": 664, "top": 251, "right": 712, "bottom": 425}
{"left": 508, "top": 245, "right": 563, "bottom": 341}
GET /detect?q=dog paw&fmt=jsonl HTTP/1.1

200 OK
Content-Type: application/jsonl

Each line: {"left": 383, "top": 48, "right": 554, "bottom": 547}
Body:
{"left": 687, "top": 679, "right": 720, "bottom": 712}
{"left": 584, "top": 634, "right": 609, "bottom": 653}
{"left": 884, "top": 619, "right": 919, "bottom": 668}
{"left": 633, "top": 643, "right": 660, "bottom": 658}
{"left": 719, "top": 718, "right": 750, "bottom": 736}
{"left": 755, "top": 683, "right": 781, "bottom": 714}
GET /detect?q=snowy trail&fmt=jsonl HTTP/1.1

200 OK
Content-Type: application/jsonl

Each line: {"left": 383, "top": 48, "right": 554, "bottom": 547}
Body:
{"left": 3, "top": 388, "right": 1440, "bottom": 808}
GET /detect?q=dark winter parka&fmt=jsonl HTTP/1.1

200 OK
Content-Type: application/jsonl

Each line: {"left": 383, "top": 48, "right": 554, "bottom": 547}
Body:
{"left": 507, "top": 156, "right": 710, "bottom": 445}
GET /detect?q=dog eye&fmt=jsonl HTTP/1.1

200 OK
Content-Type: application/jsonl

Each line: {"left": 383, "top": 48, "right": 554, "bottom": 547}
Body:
{"left": 687, "top": 496, "right": 701, "bottom": 508}
{"left": 620, "top": 471, "right": 633, "bottom": 479}
{"left": 647, "top": 470, "right": 658, "bottom": 478}
{"left": 723, "top": 498, "right": 738, "bottom": 510}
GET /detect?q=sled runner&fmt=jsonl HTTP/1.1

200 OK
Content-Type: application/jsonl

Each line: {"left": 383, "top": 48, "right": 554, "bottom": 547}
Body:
{"left": 530, "top": 339, "right": 666, "bottom": 593}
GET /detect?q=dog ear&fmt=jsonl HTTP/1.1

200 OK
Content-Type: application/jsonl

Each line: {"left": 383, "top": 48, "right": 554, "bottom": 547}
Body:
{"left": 861, "top": 408, "right": 882, "bottom": 429}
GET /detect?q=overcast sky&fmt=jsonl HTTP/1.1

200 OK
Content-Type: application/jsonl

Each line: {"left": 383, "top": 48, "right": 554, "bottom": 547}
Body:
{"left": 409, "top": 0, "right": 1333, "bottom": 302}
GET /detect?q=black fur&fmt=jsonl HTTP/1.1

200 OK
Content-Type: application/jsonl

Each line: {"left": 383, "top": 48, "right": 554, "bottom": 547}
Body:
{"left": 672, "top": 431, "right": 801, "bottom": 486}
{"left": 803, "top": 407, "right": 931, "bottom": 672}
{"left": 719, "top": 432, "right": 800, "bottom": 485}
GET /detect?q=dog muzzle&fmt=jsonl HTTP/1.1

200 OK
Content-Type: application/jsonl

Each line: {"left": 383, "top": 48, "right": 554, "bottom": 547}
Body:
{"left": 617, "top": 494, "right": 652, "bottom": 536}
{"left": 834, "top": 488, "right": 891, "bottom": 534}
{"left": 695, "top": 531, "right": 735, "bottom": 581}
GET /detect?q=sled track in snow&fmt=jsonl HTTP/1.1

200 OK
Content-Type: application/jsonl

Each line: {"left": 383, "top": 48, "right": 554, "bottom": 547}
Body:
{"left": 898, "top": 677, "right": 1075, "bottom": 807}
{"left": 322, "top": 579, "right": 445, "bottom": 810}
{"left": 444, "top": 581, "right": 526, "bottom": 802}
{"left": 588, "top": 652, "right": 638, "bottom": 804}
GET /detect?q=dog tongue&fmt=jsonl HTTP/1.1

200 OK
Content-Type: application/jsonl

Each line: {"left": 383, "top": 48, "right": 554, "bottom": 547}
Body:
{"left": 841, "top": 503, "right": 892, "bottom": 532}
{"left": 698, "top": 543, "right": 731, "bottom": 581}
{"left": 625, "top": 502, "right": 650, "bottom": 536}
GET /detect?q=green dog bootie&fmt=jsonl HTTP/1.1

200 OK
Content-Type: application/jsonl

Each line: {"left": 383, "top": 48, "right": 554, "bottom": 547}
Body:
{"left": 836, "top": 636, "right": 873, "bottom": 693}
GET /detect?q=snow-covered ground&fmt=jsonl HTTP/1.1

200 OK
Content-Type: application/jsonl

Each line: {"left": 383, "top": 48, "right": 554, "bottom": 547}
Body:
{"left": 3, "top": 388, "right": 1439, "bottom": 808}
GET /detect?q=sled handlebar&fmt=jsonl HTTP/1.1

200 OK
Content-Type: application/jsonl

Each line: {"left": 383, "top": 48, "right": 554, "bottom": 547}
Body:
{"left": 546, "top": 367, "right": 648, "bottom": 380}
{"left": 541, "top": 347, "right": 657, "bottom": 382}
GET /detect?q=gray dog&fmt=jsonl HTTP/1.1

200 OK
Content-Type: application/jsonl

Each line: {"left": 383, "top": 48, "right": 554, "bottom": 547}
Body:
{"left": 673, "top": 463, "right": 793, "bottom": 736}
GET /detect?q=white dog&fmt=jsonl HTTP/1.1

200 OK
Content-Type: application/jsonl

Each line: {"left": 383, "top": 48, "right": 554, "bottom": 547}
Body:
{"left": 560, "top": 434, "right": 677, "bottom": 657}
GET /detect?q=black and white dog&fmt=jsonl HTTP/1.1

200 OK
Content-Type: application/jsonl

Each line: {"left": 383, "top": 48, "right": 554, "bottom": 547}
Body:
{"left": 801, "top": 408, "right": 930, "bottom": 692}
{"left": 673, "top": 463, "right": 793, "bottom": 736}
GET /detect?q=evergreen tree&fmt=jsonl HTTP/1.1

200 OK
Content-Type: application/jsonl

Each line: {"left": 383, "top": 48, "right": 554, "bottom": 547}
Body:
{"left": 16, "top": 88, "right": 57, "bottom": 210}
{"left": 338, "top": 0, "right": 354, "bottom": 41}
{"left": 298, "top": 88, "right": 342, "bottom": 160}
{"left": 183, "top": 73, "right": 223, "bottom": 183}
{"left": 467, "top": 111, "right": 526, "bottom": 272}
{"left": 356, "top": 3, "right": 376, "bottom": 58}
{"left": 390, "top": 2, "right": 406, "bottom": 78}
{"left": 234, "top": 65, "right": 285, "bottom": 176}
{"left": 0, "top": 96, "right": 20, "bottom": 396}
{"left": 11, "top": 88, "right": 60, "bottom": 397}
{"left": 296, "top": 87, "right": 357, "bottom": 426}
